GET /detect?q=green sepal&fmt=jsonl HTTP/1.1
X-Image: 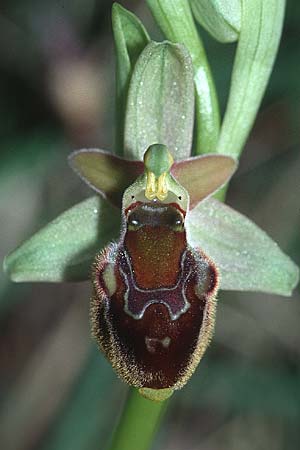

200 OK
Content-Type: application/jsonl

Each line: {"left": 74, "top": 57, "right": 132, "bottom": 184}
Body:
{"left": 3, "top": 196, "right": 120, "bottom": 282}
{"left": 187, "top": 198, "right": 299, "bottom": 296}
{"left": 190, "top": 0, "right": 241, "bottom": 43}
{"left": 7, "top": 191, "right": 298, "bottom": 294}
{"left": 112, "top": 3, "right": 150, "bottom": 153}
{"left": 124, "top": 41, "right": 195, "bottom": 161}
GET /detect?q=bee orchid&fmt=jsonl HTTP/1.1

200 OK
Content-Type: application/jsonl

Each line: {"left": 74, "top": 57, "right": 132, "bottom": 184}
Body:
{"left": 91, "top": 144, "right": 224, "bottom": 401}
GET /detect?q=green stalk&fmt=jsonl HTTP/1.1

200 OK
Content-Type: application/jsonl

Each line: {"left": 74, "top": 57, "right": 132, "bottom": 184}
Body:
{"left": 108, "top": 388, "right": 168, "bottom": 450}
{"left": 214, "top": 0, "right": 285, "bottom": 200}
{"left": 216, "top": 0, "right": 285, "bottom": 158}
{"left": 147, "top": 0, "right": 220, "bottom": 155}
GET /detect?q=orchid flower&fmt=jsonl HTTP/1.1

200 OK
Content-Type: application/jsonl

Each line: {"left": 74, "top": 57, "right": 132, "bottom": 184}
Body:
{"left": 3, "top": 1, "right": 298, "bottom": 407}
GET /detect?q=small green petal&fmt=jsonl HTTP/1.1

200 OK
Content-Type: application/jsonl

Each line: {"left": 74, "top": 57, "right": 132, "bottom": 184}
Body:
{"left": 69, "top": 149, "right": 143, "bottom": 208}
{"left": 3, "top": 196, "right": 120, "bottom": 282}
{"left": 69, "top": 149, "right": 236, "bottom": 211}
{"left": 187, "top": 198, "right": 299, "bottom": 296}
{"left": 190, "top": 0, "right": 241, "bottom": 43}
{"left": 172, "top": 154, "right": 237, "bottom": 209}
{"left": 124, "top": 41, "right": 195, "bottom": 161}
{"left": 70, "top": 146, "right": 237, "bottom": 213}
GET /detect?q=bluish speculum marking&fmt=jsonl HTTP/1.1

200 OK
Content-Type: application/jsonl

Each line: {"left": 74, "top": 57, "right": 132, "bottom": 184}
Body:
{"left": 119, "top": 248, "right": 191, "bottom": 320}
{"left": 119, "top": 202, "right": 191, "bottom": 320}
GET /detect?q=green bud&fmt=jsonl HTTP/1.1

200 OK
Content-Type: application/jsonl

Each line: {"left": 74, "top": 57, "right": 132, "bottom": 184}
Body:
{"left": 112, "top": 3, "right": 150, "bottom": 153}
{"left": 190, "top": 0, "right": 241, "bottom": 43}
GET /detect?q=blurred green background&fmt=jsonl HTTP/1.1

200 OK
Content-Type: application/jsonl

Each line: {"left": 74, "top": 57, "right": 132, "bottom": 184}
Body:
{"left": 0, "top": 1, "right": 300, "bottom": 449}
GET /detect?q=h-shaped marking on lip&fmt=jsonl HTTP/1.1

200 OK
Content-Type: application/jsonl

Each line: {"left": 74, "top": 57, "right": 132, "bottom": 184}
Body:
{"left": 119, "top": 250, "right": 192, "bottom": 321}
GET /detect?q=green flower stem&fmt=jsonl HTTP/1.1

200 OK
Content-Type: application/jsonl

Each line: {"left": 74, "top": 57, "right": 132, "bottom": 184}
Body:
{"left": 108, "top": 388, "right": 168, "bottom": 450}
{"left": 147, "top": 0, "right": 220, "bottom": 155}
{"left": 216, "top": 0, "right": 285, "bottom": 158}
{"left": 215, "top": 0, "right": 285, "bottom": 199}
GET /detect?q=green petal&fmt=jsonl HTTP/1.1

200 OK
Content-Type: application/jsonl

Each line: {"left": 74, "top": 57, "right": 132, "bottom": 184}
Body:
{"left": 112, "top": 3, "right": 150, "bottom": 153}
{"left": 187, "top": 198, "right": 299, "bottom": 296}
{"left": 172, "top": 154, "right": 237, "bottom": 209}
{"left": 124, "top": 41, "right": 195, "bottom": 161}
{"left": 190, "top": 0, "right": 241, "bottom": 43}
{"left": 69, "top": 149, "right": 143, "bottom": 208}
{"left": 69, "top": 149, "right": 237, "bottom": 211}
{"left": 3, "top": 196, "right": 120, "bottom": 282}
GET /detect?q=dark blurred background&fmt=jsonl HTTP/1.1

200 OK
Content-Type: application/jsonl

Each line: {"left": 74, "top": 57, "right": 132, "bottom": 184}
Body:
{"left": 0, "top": 1, "right": 299, "bottom": 449}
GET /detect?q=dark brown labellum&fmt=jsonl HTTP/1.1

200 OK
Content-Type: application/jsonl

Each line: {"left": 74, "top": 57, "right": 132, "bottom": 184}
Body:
{"left": 91, "top": 200, "right": 219, "bottom": 393}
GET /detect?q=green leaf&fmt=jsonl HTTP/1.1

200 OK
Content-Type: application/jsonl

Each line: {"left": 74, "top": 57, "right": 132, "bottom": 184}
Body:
{"left": 112, "top": 3, "right": 150, "bottom": 153}
{"left": 184, "top": 361, "right": 300, "bottom": 419}
{"left": 146, "top": 0, "right": 220, "bottom": 155}
{"left": 3, "top": 196, "right": 120, "bottom": 282}
{"left": 69, "top": 149, "right": 143, "bottom": 208}
{"left": 217, "top": 0, "right": 286, "bottom": 158}
{"left": 187, "top": 198, "right": 299, "bottom": 295}
{"left": 42, "top": 349, "right": 116, "bottom": 450}
{"left": 190, "top": 0, "right": 241, "bottom": 43}
{"left": 124, "top": 41, "right": 195, "bottom": 161}
{"left": 172, "top": 154, "right": 237, "bottom": 209}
